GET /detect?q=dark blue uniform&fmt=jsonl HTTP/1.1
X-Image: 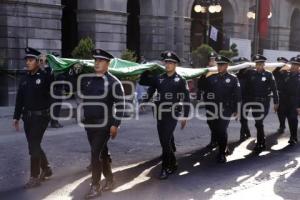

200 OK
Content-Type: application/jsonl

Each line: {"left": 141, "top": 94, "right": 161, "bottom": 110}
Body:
{"left": 276, "top": 71, "right": 300, "bottom": 143}
{"left": 198, "top": 74, "right": 217, "bottom": 147}
{"left": 199, "top": 72, "right": 241, "bottom": 158}
{"left": 13, "top": 68, "right": 52, "bottom": 178}
{"left": 140, "top": 72, "right": 190, "bottom": 172}
{"left": 81, "top": 72, "right": 125, "bottom": 186}
{"left": 236, "top": 68, "right": 251, "bottom": 141}
{"left": 273, "top": 67, "right": 287, "bottom": 132}
{"left": 244, "top": 69, "right": 279, "bottom": 148}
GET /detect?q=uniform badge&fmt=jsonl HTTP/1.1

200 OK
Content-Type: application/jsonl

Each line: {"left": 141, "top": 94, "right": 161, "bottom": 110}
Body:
{"left": 36, "top": 79, "right": 41, "bottom": 85}
{"left": 174, "top": 77, "right": 180, "bottom": 82}
{"left": 159, "top": 78, "right": 164, "bottom": 84}
{"left": 262, "top": 77, "right": 266, "bottom": 81}
{"left": 167, "top": 52, "right": 172, "bottom": 57}
{"left": 225, "top": 78, "right": 231, "bottom": 83}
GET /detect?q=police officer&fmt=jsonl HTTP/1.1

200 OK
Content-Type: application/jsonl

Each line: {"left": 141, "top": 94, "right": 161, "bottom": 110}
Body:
{"left": 81, "top": 49, "right": 125, "bottom": 199}
{"left": 49, "top": 52, "right": 64, "bottom": 128}
{"left": 277, "top": 57, "right": 300, "bottom": 145}
{"left": 273, "top": 57, "right": 289, "bottom": 134}
{"left": 199, "top": 55, "right": 241, "bottom": 163}
{"left": 234, "top": 57, "right": 252, "bottom": 142}
{"left": 245, "top": 54, "right": 279, "bottom": 152}
{"left": 139, "top": 51, "right": 190, "bottom": 180}
{"left": 13, "top": 47, "right": 53, "bottom": 188}
{"left": 197, "top": 52, "right": 218, "bottom": 149}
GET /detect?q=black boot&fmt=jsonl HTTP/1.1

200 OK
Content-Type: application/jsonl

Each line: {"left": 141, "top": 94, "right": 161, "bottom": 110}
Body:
{"left": 276, "top": 127, "right": 285, "bottom": 134}
{"left": 206, "top": 141, "right": 218, "bottom": 150}
{"left": 85, "top": 184, "right": 101, "bottom": 199}
{"left": 217, "top": 154, "right": 227, "bottom": 163}
{"left": 40, "top": 167, "right": 53, "bottom": 181}
{"left": 102, "top": 159, "right": 115, "bottom": 191}
{"left": 254, "top": 143, "right": 266, "bottom": 153}
{"left": 102, "top": 179, "right": 115, "bottom": 191}
{"left": 288, "top": 138, "right": 298, "bottom": 146}
{"left": 159, "top": 169, "right": 169, "bottom": 180}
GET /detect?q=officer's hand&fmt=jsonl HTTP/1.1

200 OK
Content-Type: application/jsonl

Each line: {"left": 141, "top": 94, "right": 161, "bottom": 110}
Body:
{"left": 110, "top": 126, "right": 118, "bottom": 139}
{"left": 13, "top": 119, "right": 20, "bottom": 132}
{"left": 180, "top": 119, "right": 187, "bottom": 130}
{"left": 297, "top": 108, "right": 300, "bottom": 115}
{"left": 274, "top": 104, "right": 279, "bottom": 112}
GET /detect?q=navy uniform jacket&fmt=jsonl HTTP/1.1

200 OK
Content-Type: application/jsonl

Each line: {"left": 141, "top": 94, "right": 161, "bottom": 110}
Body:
{"left": 245, "top": 69, "right": 279, "bottom": 104}
{"left": 81, "top": 72, "right": 125, "bottom": 127}
{"left": 278, "top": 71, "right": 300, "bottom": 108}
{"left": 13, "top": 68, "right": 53, "bottom": 120}
{"left": 236, "top": 68, "right": 251, "bottom": 101}
{"left": 198, "top": 72, "right": 241, "bottom": 113}
{"left": 139, "top": 72, "right": 190, "bottom": 118}
{"left": 272, "top": 68, "right": 286, "bottom": 96}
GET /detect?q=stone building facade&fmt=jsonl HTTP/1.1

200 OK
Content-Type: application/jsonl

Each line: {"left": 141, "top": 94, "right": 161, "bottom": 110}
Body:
{"left": 1, "top": 0, "right": 300, "bottom": 105}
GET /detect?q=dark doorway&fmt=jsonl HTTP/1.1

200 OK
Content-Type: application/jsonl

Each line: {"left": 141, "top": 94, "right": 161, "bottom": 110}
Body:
{"left": 289, "top": 9, "right": 300, "bottom": 51}
{"left": 127, "top": 0, "right": 140, "bottom": 59}
{"left": 190, "top": 3, "right": 224, "bottom": 52}
{"left": 61, "top": 0, "right": 78, "bottom": 57}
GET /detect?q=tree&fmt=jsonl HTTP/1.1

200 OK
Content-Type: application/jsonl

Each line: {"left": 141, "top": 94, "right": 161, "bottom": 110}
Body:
{"left": 219, "top": 43, "right": 239, "bottom": 59}
{"left": 121, "top": 49, "right": 138, "bottom": 62}
{"left": 191, "top": 44, "right": 215, "bottom": 68}
{"left": 71, "top": 37, "right": 94, "bottom": 59}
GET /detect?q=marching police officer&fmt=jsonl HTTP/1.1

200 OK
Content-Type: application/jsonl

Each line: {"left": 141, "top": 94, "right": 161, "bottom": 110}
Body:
{"left": 273, "top": 57, "right": 289, "bottom": 134}
{"left": 276, "top": 57, "right": 300, "bottom": 145}
{"left": 81, "top": 49, "right": 125, "bottom": 199}
{"left": 245, "top": 54, "right": 279, "bottom": 152}
{"left": 13, "top": 47, "right": 53, "bottom": 188}
{"left": 234, "top": 57, "right": 252, "bottom": 142}
{"left": 198, "top": 52, "right": 218, "bottom": 149}
{"left": 198, "top": 55, "right": 241, "bottom": 163}
{"left": 139, "top": 51, "right": 190, "bottom": 180}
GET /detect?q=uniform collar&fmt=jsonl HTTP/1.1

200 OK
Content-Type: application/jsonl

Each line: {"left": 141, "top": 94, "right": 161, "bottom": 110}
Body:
{"left": 218, "top": 72, "right": 228, "bottom": 77}
{"left": 27, "top": 68, "right": 42, "bottom": 76}
{"left": 163, "top": 72, "right": 177, "bottom": 79}
{"left": 95, "top": 71, "right": 108, "bottom": 78}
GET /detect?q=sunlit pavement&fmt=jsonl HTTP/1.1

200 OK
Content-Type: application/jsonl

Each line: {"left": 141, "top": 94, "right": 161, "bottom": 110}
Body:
{"left": 0, "top": 108, "right": 299, "bottom": 200}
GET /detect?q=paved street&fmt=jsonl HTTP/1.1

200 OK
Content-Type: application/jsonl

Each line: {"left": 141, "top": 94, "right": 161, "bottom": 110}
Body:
{"left": 0, "top": 108, "right": 299, "bottom": 200}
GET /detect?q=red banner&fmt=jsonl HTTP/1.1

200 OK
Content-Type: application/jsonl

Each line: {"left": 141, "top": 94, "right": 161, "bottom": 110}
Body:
{"left": 259, "top": 0, "right": 271, "bottom": 39}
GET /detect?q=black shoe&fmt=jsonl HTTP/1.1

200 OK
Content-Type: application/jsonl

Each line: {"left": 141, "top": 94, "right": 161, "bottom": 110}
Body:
{"left": 206, "top": 142, "right": 218, "bottom": 150}
{"left": 40, "top": 167, "right": 53, "bottom": 181}
{"left": 254, "top": 144, "right": 266, "bottom": 152}
{"left": 101, "top": 179, "right": 115, "bottom": 191}
{"left": 86, "top": 164, "right": 92, "bottom": 172}
{"left": 51, "top": 120, "right": 63, "bottom": 128}
{"left": 239, "top": 134, "right": 251, "bottom": 142}
{"left": 217, "top": 154, "right": 227, "bottom": 163}
{"left": 24, "top": 177, "right": 41, "bottom": 189}
{"left": 159, "top": 169, "right": 169, "bottom": 180}
{"left": 167, "top": 164, "right": 178, "bottom": 175}
{"left": 288, "top": 139, "right": 298, "bottom": 146}
{"left": 276, "top": 127, "right": 285, "bottom": 134}
{"left": 225, "top": 148, "right": 232, "bottom": 156}
{"left": 85, "top": 184, "right": 101, "bottom": 199}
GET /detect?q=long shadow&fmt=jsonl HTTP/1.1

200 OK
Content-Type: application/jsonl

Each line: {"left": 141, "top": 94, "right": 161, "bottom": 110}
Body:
{"left": 79, "top": 131, "right": 298, "bottom": 200}
{"left": 1, "top": 130, "right": 297, "bottom": 200}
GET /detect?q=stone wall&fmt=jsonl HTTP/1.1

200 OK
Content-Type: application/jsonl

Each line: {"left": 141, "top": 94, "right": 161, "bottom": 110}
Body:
{"left": 0, "top": 0, "right": 62, "bottom": 106}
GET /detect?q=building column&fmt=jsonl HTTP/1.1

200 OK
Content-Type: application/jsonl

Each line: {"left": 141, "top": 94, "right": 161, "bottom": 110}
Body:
{"left": 0, "top": 0, "right": 62, "bottom": 106}
{"left": 77, "top": 1, "right": 127, "bottom": 57}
